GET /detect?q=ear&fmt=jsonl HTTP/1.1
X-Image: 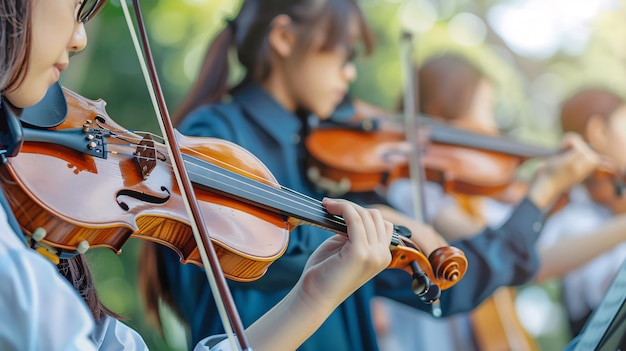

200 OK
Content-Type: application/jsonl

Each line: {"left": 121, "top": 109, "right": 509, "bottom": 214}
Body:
{"left": 586, "top": 113, "right": 608, "bottom": 152}
{"left": 268, "top": 15, "right": 296, "bottom": 59}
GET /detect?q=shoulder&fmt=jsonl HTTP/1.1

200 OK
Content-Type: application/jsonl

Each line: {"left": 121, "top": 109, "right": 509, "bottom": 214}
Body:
{"left": 178, "top": 101, "right": 245, "bottom": 139}
{"left": 0, "top": 243, "right": 96, "bottom": 350}
{"left": 91, "top": 315, "right": 148, "bottom": 350}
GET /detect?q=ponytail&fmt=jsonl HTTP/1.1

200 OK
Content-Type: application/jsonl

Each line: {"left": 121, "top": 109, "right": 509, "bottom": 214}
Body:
{"left": 58, "top": 255, "right": 123, "bottom": 322}
{"left": 138, "top": 241, "right": 183, "bottom": 331}
{"left": 174, "top": 0, "right": 374, "bottom": 127}
{"left": 173, "top": 25, "right": 235, "bottom": 126}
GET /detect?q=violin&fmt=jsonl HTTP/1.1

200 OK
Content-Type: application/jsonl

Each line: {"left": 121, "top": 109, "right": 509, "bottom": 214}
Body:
{"left": 305, "top": 120, "right": 555, "bottom": 198}
{"left": 0, "top": 86, "right": 467, "bottom": 296}
{"left": 306, "top": 105, "right": 624, "bottom": 203}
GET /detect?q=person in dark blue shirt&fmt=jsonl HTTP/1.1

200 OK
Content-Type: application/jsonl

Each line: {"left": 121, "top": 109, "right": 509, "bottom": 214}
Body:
{"left": 0, "top": 0, "right": 397, "bottom": 349}
{"left": 138, "top": 1, "right": 601, "bottom": 350}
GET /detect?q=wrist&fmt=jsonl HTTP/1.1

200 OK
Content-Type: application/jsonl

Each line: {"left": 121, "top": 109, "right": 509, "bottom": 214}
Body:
{"left": 292, "top": 273, "right": 346, "bottom": 315}
{"left": 245, "top": 280, "right": 338, "bottom": 351}
{"left": 527, "top": 175, "right": 559, "bottom": 210}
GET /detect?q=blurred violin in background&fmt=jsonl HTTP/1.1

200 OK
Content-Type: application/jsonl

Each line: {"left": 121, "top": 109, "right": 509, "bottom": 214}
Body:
{"left": 307, "top": 97, "right": 625, "bottom": 351}
{"left": 305, "top": 99, "right": 624, "bottom": 206}
{"left": 306, "top": 106, "right": 553, "bottom": 198}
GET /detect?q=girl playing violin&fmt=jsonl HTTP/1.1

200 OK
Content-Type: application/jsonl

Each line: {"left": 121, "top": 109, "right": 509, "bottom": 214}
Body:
{"left": 140, "top": 2, "right": 601, "bottom": 351}
{"left": 0, "top": 0, "right": 398, "bottom": 350}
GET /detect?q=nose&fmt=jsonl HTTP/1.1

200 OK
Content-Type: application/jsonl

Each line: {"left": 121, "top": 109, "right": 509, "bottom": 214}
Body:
{"left": 69, "top": 22, "right": 88, "bottom": 53}
{"left": 342, "top": 62, "right": 357, "bottom": 82}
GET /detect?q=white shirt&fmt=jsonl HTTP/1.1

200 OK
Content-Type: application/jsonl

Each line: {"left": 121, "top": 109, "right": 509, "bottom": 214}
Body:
{"left": 385, "top": 180, "right": 478, "bottom": 351}
{"left": 0, "top": 205, "right": 97, "bottom": 351}
{"left": 0, "top": 205, "right": 230, "bottom": 350}
{"left": 387, "top": 179, "right": 455, "bottom": 223}
{"left": 539, "top": 186, "right": 626, "bottom": 320}
{"left": 387, "top": 179, "right": 514, "bottom": 227}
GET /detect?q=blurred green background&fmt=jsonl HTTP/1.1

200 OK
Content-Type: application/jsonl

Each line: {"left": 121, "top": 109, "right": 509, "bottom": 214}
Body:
{"left": 59, "top": 0, "right": 626, "bottom": 349}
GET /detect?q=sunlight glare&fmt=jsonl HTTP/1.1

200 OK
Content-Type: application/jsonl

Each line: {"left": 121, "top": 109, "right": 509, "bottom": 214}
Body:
{"left": 487, "top": 0, "right": 615, "bottom": 59}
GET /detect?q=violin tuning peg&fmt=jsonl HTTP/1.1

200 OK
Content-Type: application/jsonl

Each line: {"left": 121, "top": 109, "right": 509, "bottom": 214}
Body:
{"left": 419, "top": 282, "right": 441, "bottom": 304}
{"left": 409, "top": 260, "right": 429, "bottom": 295}
{"left": 394, "top": 225, "right": 412, "bottom": 239}
{"left": 411, "top": 273, "right": 429, "bottom": 296}
{"left": 32, "top": 227, "right": 47, "bottom": 242}
{"left": 77, "top": 240, "right": 90, "bottom": 254}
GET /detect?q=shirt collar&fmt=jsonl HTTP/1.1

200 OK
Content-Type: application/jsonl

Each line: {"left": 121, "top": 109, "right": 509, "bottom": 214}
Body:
{"left": 233, "top": 83, "right": 304, "bottom": 144}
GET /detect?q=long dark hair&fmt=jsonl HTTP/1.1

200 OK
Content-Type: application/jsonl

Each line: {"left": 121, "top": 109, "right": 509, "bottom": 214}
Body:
{"left": 174, "top": 0, "right": 374, "bottom": 125}
{"left": 0, "top": 0, "right": 31, "bottom": 93}
{"left": 140, "top": 0, "right": 374, "bottom": 331}
{"left": 58, "top": 255, "right": 122, "bottom": 321}
{"left": 1, "top": 0, "right": 117, "bottom": 322}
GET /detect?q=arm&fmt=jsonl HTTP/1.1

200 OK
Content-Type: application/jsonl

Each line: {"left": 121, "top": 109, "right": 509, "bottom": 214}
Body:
{"left": 244, "top": 198, "right": 392, "bottom": 351}
{"left": 376, "top": 133, "right": 602, "bottom": 314}
{"left": 193, "top": 199, "right": 394, "bottom": 351}
{"left": 431, "top": 205, "right": 483, "bottom": 241}
{"left": 534, "top": 214, "right": 626, "bottom": 283}
{"left": 375, "top": 197, "right": 545, "bottom": 315}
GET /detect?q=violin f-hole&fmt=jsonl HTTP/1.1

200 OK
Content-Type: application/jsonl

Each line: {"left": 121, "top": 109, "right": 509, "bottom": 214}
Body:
{"left": 116, "top": 187, "right": 170, "bottom": 211}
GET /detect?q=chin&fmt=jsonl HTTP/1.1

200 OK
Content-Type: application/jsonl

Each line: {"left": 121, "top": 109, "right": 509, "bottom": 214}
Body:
{"left": 315, "top": 107, "right": 335, "bottom": 120}
{"left": 4, "top": 84, "right": 48, "bottom": 109}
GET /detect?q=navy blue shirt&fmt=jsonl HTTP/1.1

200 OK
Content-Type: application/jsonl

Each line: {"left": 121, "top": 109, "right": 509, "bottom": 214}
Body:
{"left": 162, "top": 84, "right": 546, "bottom": 350}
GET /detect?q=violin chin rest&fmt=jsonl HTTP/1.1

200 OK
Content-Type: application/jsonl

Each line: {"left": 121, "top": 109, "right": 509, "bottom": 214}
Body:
{"left": 21, "top": 82, "right": 67, "bottom": 128}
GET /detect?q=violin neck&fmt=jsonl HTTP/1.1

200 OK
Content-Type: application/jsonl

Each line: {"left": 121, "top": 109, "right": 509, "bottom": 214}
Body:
{"left": 183, "top": 153, "right": 349, "bottom": 234}
{"left": 343, "top": 115, "right": 556, "bottom": 159}
{"left": 428, "top": 126, "right": 555, "bottom": 159}
{"left": 184, "top": 153, "right": 408, "bottom": 243}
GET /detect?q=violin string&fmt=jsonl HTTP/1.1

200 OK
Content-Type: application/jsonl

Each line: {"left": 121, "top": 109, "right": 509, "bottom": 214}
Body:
{"left": 106, "top": 132, "right": 342, "bottom": 222}
{"left": 104, "top": 127, "right": 303, "bottom": 187}
{"left": 119, "top": 0, "right": 242, "bottom": 347}
{"left": 103, "top": 132, "right": 413, "bottom": 242}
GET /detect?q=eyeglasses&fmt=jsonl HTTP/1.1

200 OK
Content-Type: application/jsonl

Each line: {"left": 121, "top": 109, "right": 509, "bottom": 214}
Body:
{"left": 77, "top": 0, "right": 107, "bottom": 23}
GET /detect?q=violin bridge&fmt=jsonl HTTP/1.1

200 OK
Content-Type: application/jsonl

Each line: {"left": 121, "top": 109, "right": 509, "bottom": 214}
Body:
{"left": 134, "top": 134, "right": 157, "bottom": 180}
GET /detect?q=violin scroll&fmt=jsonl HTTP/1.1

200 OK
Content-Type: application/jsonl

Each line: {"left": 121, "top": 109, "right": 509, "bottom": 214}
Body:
{"left": 389, "top": 238, "right": 467, "bottom": 294}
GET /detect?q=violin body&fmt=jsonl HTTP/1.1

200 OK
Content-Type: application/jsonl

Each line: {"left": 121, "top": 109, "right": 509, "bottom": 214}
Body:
{"left": 306, "top": 128, "right": 523, "bottom": 197}
{"left": 2, "top": 87, "right": 467, "bottom": 289}
{"left": 2, "top": 88, "right": 289, "bottom": 281}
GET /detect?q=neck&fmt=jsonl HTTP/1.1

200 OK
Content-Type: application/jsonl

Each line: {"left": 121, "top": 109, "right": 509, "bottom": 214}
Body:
{"left": 260, "top": 74, "right": 297, "bottom": 113}
{"left": 0, "top": 96, "right": 23, "bottom": 118}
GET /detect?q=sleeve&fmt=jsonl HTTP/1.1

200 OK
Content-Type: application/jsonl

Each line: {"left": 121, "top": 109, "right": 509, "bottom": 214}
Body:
{"left": 0, "top": 247, "right": 97, "bottom": 351}
{"left": 177, "top": 105, "right": 238, "bottom": 140}
{"left": 375, "top": 197, "right": 545, "bottom": 316}
{"left": 90, "top": 315, "right": 148, "bottom": 350}
{"left": 562, "top": 335, "right": 579, "bottom": 351}
{"left": 193, "top": 334, "right": 233, "bottom": 351}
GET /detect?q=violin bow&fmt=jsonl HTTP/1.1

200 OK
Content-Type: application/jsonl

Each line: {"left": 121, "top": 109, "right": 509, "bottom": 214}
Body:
{"left": 120, "top": 1, "right": 250, "bottom": 350}
{"left": 400, "top": 31, "right": 445, "bottom": 315}
{"left": 399, "top": 31, "right": 427, "bottom": 224}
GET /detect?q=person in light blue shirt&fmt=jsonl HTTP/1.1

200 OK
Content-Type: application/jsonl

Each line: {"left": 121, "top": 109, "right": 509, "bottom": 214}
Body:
{"left": 0, "top": 0, "right": 398, "bottom": 350}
